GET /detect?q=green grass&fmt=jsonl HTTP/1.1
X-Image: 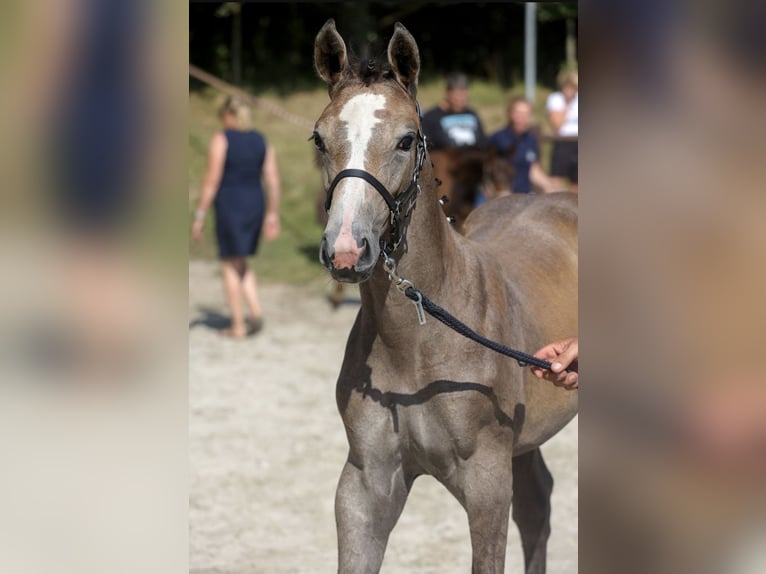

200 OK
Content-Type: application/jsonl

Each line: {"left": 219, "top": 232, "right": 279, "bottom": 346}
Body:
{"left": 188, "top": 80, "right": 553, "bottom": 284}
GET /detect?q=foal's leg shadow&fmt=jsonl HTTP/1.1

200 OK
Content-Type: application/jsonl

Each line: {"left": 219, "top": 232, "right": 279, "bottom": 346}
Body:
{"left": 512, "top": 447, "right": 554, "bottom": 574}
{"left": 188, "top": 306, "right": 231, "bottom": 331}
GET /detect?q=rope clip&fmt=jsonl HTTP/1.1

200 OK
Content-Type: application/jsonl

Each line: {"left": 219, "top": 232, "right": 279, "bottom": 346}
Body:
{"left": 382, "top": 253, "right": 426, "bottom": 325}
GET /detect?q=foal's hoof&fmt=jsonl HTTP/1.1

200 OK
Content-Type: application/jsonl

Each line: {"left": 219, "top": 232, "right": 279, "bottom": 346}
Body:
{"left": 328, "top": 284, "right": 345, "bottom": 309}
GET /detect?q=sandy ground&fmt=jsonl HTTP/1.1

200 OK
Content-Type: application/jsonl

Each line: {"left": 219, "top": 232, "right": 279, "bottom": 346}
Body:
{"left": 189, "top": 260, "right": 578, "bottom": 573}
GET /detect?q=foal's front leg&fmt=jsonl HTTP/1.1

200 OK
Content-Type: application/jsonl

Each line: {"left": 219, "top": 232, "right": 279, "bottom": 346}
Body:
{"left": 335, "top": 457, "right": 411, "bottom": 574}
{"left": 459, "top": 445, "right": 515, "bottom": 574}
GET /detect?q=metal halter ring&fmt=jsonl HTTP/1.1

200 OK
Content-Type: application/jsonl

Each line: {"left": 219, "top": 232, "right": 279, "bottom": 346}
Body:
{"left": 382, "top": 252, "right": 400, "bottom": 280}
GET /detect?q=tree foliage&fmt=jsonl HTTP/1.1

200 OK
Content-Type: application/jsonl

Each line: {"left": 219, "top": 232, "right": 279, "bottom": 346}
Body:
{"left": 190, "top": 2, "right": 578, "bottom": 93}
{"left": 537, "top": 3, "right": 578, "bottom": 22}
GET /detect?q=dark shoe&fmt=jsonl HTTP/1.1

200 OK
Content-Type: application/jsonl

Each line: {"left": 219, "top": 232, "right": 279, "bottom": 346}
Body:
{"left": 246, "top": 316, "right": 264, "bottom": 335}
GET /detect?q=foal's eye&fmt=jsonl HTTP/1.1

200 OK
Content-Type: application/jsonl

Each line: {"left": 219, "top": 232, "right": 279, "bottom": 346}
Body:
{"left": 310, "top": 131, "right": 326, "bottom": 152}
{"left": 397, "top": 135, "right": 414, "bottom": 151}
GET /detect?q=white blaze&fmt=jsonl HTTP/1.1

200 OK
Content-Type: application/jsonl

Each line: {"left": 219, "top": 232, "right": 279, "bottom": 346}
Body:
{"left": 339, "top": 92, "right": 386, "bottom": 170}
{"left": 332, "top": 93, "right": 387, "bottom": 262}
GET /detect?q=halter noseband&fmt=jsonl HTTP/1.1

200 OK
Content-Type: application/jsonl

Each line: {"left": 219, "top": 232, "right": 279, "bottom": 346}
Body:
{"left": 324, "top": 104, "right": 427, "bottom": 257}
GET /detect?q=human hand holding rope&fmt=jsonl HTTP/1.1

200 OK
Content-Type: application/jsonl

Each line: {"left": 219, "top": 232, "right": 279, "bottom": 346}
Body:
{"left": 531, "top": 337, "right": 578, "bottom": 390}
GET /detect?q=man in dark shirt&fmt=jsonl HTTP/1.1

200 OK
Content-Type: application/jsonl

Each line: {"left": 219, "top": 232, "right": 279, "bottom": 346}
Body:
{"left": 487, "top": 96, "right": 557, "bottom": 194}
{"left": 421, "top": 72, "right": 489, "bottom": 223}
{"left": 422, "top": 72, "right": 487, "bottom": 149}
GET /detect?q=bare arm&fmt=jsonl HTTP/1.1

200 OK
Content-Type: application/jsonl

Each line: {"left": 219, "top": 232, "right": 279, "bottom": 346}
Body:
{"left": 261, "top": 144, "right": 281, "bottom": 240}
{"left": 530, "top": 162, "right": 557, "bottom": 193}
{"left": 548, "top": 109, "right": 567, "bottom": 134}
{"left": 22, "top": 0, "right": 82, "bottom": 127}
{"left": 546, "top": 92, "right": 568, "bottom": 134}
{"left": 191, "top": 132, "right": 226, "bottom": 239}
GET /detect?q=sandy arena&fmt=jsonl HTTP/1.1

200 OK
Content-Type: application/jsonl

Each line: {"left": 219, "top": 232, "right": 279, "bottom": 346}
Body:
{"left": 189, "top": 260, "right": 577, "bottom": 573}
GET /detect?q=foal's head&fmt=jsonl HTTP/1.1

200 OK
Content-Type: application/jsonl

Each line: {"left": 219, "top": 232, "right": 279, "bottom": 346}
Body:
{"left": 313, "top": 20, "right": 422, "bottom": 283}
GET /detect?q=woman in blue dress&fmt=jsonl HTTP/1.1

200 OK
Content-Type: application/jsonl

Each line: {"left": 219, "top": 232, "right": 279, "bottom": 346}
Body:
{"left": 192, "top": 97, "right": 281, "bottom": 338}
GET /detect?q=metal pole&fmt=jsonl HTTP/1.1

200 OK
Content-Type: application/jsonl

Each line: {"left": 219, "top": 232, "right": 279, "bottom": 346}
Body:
{"left": 524, "top": 3, "right": 537, "bottom": 103}
{"left": 566, "top": 17, "right": 577, "bottom": 69}
{"left": 232, "top": 5, "right": 242, "bottom": 85}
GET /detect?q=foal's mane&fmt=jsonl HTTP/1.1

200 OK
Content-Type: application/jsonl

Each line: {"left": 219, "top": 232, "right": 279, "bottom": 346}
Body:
{"left": 340, "top": 50, "right": 398, "bottom": 89}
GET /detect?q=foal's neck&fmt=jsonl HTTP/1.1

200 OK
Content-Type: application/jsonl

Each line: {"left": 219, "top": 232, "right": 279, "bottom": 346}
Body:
{"left": 360, "top": 160, "right": 464, "bottom": 337}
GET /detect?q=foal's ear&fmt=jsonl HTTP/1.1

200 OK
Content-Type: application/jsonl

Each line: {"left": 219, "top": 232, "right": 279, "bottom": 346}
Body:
{"left": 387, "top": 22, "right": 420, "bottom": 97}
{"left": 314, "top": 19, "right": 348, "bottom": 91}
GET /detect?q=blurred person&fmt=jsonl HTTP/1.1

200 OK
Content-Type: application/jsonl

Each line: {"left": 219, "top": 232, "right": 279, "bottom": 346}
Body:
{"left": 29, "top": 0, "right": 171, "bottom": 383}
{"left": 532, "top": 332, "right": 766, "bottom": 463}
{"left": 531, "top": 336, "right": 579, "bottom": 389}
{"left": 546, "top": 69, "right": 579, "bottom": 193}
{"left": 579, "top": 3, "right": 766, "bottom": 573}
{"left": 48, "top": 0, "right": 149, "bottom": 233}
{"left": 1, "top": 2, "right": 186, "bottom": 574}
{"left": 191, "top": 96, "right": 281, "bottom": 339}
{"left": 681, "top": 373, "right": 766, "bottom": 476}
{"left": 421, "top": 71, "right": 487, "bottom": 150}
{"left": 485, "top": 95, "right": 559, "bottom": 199}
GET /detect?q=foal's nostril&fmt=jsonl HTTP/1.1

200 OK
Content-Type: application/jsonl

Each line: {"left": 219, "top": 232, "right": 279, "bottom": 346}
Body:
{"left": 357, "top": 238, "right": 373, "bottom": 267}
{"left": 319, "top": 235, "right": 333, "bottom": 267}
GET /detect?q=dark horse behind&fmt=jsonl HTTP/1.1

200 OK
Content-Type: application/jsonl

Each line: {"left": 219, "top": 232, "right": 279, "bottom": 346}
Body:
{"left": 429, "top": 146, "right": 516, "bottom": 230}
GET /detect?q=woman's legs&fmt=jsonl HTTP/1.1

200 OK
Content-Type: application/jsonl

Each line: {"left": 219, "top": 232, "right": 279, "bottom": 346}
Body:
{"left": 549, "top": 140, "right": 578, "bottom": 193}
{"left": 221, "top": 257, "right": 247, "bottom": 336}
{"left": 241, "top": 263, "right": 263, "bottom": 323}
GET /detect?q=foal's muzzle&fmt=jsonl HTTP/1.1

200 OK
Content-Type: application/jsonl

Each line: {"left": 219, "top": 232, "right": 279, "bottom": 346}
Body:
{"left": 319, "top": 233, "right": 379, "bottom": 283}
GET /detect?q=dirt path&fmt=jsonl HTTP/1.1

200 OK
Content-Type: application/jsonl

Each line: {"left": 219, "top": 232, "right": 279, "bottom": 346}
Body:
{"left": 189, "top": 261, "right": 577, "bottom": 573}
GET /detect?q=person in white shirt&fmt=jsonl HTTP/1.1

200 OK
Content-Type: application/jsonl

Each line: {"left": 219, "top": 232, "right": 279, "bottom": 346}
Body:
{"left": 546, "top": 70, "right": 579, "bottom": 193}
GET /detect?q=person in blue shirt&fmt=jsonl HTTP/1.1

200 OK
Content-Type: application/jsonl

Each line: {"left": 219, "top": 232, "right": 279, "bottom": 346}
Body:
{"left": 486, "top": 96, "right": 558, "bottom": 196}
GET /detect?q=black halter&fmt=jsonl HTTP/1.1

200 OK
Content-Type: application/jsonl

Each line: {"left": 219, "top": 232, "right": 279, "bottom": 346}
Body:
{"left": 324, "top": 120, "right": 428, "bottom": 257}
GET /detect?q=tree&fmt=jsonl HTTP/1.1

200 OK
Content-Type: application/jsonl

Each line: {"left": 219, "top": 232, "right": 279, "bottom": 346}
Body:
{"left": 537, "top": 3, "right": 578, "bottom": 70}
{"left": 216, "top": 2, "right": 243, "bottom": 85}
